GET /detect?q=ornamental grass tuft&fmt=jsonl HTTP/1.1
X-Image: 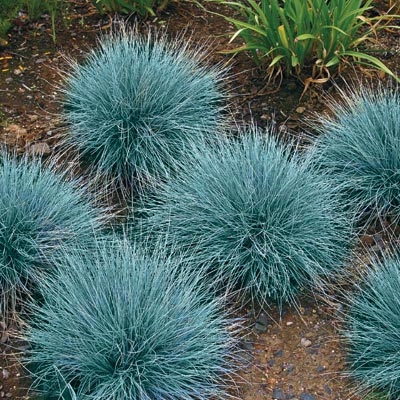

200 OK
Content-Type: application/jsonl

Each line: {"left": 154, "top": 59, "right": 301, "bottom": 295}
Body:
{"left": 342, "top": 255, "right": 400, "bottom": 399}
{"left": 61, "top": 27, "right": 227, "bottom": 193}
{"left": 25, "top": 237, "right": 240, "bottom": 400}
{"left": 0, "top": 151, "right": 103, "bottom": 317}
{"left": 309, "top": 84, "right": 400, "bottom": 227}
{"left": 136, "top": 129, "right": 351, "bottom": 307}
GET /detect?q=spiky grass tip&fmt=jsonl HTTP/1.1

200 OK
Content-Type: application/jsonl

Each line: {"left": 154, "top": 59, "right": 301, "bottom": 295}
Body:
{"left": 136, "top": 129, "right": 351, "bottom": 307}
{"left": 342, "top": 255, "right": 400, "bottom": 399}
{"left": 25, "top": 237, "right": 240, "bottom": 400}
{"left": 309, "top": 84, "right": 400, "bottom": 227}
{"left": 0, "top": 151, "right": 103, "bottom": 317}
{"left": 61, "top": 26, "right": 227, "bottom": 193}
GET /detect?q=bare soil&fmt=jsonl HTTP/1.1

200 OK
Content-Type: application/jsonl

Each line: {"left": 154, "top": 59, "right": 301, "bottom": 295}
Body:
{"left": 0, "top": 1, "right": 399, "bottom": 399}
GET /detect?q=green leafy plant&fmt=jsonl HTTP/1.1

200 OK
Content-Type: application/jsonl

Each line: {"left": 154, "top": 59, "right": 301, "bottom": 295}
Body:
{"left": 24, "top": 237, "right": 240, "bottom": 399}
{"left": 0, "top": 151, "right": 104, "bottom": 317}
{"left": 210, "top": 0, "right": 399, "bottom": 83}
{"left": 136, "top": 128, "right": 351, "bottom": 307}
{"left": 342, "top": 255, "right": 400, "bottom": 399}
{"left": 92, "top": 0, "right": 171, "bottom": 17}
{"left": 61, "top": 27, "right": 226, "bottom": 195}
{"left": 309, "top": 84, "right": 400, "bottom": 228}
{"left": 0, "top": 0, "right": 20, "bottom": 44}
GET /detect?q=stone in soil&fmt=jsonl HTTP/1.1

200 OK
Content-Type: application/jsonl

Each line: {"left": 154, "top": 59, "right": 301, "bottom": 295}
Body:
{"left": 300, "top": 337, "right": 312, "bottom": 347}
{"left": 274, "top": 349, "right": 284, "bottom": 357}
{"left": 300, "top": 393, "right": 316, "bottom": 400}
{"left": 28, "top": 142, "right": 51, "bottom": 156}
{"left": 272, "top": 388, "right": 284, "bottom": 399}
{"left": 254, "top": 312, "right": 270, "bottom": 333}
{"left": 1, "top": 369, "right": 10, "bottom": 379}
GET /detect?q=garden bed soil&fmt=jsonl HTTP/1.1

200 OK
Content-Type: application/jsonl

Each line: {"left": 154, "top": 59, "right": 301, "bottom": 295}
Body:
{"left": 0, "top": 0, "right": 399, "bottom": 399}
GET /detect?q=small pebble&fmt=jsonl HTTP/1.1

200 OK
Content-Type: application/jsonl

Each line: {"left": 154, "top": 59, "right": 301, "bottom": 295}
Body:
{"left": 28, "top": 142, "right": 51, "bottom": 156}
{"left": 241, "top": 340, "right": 254, "bottom": 351}
{"left": 272, "top": 388, "right": 284, "bottom": 400}
{"left": 283, "top": 363, "right": 295, "bottom": 374}
{"left": 324, "top": 385, "right": 332, "bottom": 394}
{"left": 286, "top": 321, "right": 294, "bottom": 326}
{"left": 257, "top": 312, "right": 270, "bottom": 326}
{"left": 2, "top": 369, "right": 10, "bottom": 379}
{"left": 316, "top": 365, "right": 325, "bottom": 373}
{"left": 300, "top": 337, "right": 312, "bottom": 348}
{"left": 300, "top": 393, "right": 316, "bottom": 400}
{"left": 254, "top": 322, "right": 267, "bottom": 333}
{"left": 274, "top": 349, "right": 283, "bottom": 357}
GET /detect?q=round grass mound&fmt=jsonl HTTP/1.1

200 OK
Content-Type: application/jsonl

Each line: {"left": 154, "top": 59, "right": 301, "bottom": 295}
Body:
{"left": 25, "top": 238, "right": 240, "bottom": 400}
{"left": 309, "top": 85, "right": 400, "bottom": 227}
{"left": 0, "top": 151, "right": 103, "bottom": 316}
{"left": 342, "top": 255, "right": 400, "bottom": 399}
{"left": 61, "top": 27, "right": 226, "bottom": 191}
{"left": 137, "top": 129, "right": 351, "bottom": 307}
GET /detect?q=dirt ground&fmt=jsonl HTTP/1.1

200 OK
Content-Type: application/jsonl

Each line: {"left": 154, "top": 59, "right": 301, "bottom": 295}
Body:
{"left": 0, "top": 0, "right": 399, "bottom": 399}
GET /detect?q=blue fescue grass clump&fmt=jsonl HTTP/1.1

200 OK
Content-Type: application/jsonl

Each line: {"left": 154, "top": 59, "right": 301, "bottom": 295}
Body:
{"left": 25, "top": 237, "right": 240, "bottom": 400}
{"left": 342, "top": 255, "right": 400, "bottom": 399}
{"left": 61, "top": 27, "right": 227, "bottom": 191}
{"left": 308, "top": 84, "right": 400, "bottom": 227}
{"left": 136, "top": 129, "right": 351, "bottom": 307}
{"left": 0, "top": 151, "right": 103, "bottom": 316}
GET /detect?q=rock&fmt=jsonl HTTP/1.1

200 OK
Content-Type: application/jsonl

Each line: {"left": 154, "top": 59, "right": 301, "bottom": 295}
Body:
{"left": 283, "top": 363, "right": 295, "bottom": 374}
{"left": 254, "top": 322, "right": 267, "bottom": 333}
{"left": 272, "top": 388, "right": 284, "bottom": 399}
{"left": 241, "top": 340, "right": 254, "bottom": 351}
{"left": 2, "top": 369, "right": 10, "bottom": 379}
{"left": 28, "top": 142, "right": 51, "bottom": 156}
{"left": 300, "top": 337, "right": 312, "bottom": 348}
{"left": 267, "top": 358, "right": 275, "bottom": 367}
{"left": 296, "top": 106, "right": 306, "bottom": 113}
{"left": 255, "top": 312, "right": 270, "bottom": 333}
{"left": 300, "top": 393, "right": 315, "bottom": 400}
{"left": 274, "top": 349, "right": 283, "bottom": 357}
{"left": 13, "top": 68, "right": 22, "bottom": 75}
{"left": 257, "top": 312, "right": 270, "bottom": 326}
{"left": 316, "top": 365, "right": 325, "bottom": 373}
{"left": 324, "top": 385, "right": 332, "bottom": 395}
